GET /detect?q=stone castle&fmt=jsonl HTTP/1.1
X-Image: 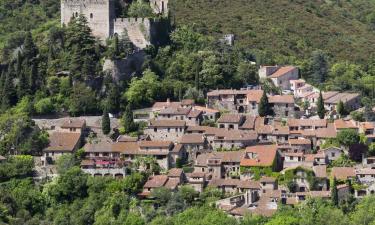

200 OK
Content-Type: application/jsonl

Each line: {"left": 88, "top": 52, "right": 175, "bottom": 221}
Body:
{"left": 61, "top": 0, "right": 168, "bottom": 49}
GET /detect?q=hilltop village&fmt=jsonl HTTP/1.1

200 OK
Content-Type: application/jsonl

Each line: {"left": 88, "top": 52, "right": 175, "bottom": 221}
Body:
{"left": 32, "top": 64, "right": 373, "bottom": 217}
{"left": 1, "top": 0, "right": 375, "bottom": 223}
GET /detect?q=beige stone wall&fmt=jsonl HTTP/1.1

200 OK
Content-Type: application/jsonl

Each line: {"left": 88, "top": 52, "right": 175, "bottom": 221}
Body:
{"left": 144, "top": 127, "right": 185, "bottom": 141}
{"left": 61, "top": 0, "right": 114, "bottom": 40}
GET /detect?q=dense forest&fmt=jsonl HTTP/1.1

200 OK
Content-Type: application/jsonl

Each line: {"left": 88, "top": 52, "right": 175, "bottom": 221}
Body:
{"left": 0, "top": 0, "right": 375, "bottom": 224}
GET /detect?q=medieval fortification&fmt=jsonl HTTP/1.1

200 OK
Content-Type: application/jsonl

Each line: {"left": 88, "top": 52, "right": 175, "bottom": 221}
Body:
{"left": 61, "top": 0, "right": 169, "bottom": 49}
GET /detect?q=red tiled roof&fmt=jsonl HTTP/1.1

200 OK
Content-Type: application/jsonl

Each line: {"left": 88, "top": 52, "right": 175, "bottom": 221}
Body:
{"left": 288, "top": 138, "right": 311, "bottom": 145}
{"left": 269, "top": 95, "right": 294, "bottom": 104}
{"left": 217, "top": 114, "right": 243, "bottom": 123}
{"left": 149, "top": 119, "right": 186, "bottom": 127}
{"left": 179, "top": 134, "right": 205, "bottom": 144}
{"left": 61, "top": 118, "right": 85, "bottom": 129}
{"left": 331, "top": 167, "right": 356, "bottom": 180}
{"left": 247, "top": 90, "right": 263, "bottom": 103}
{"left": 268, "top": 66, "right": 297, "bottom": 78}
{"left": 144, "top": 175, "right": 168, "bottom": 188}
{"left": 168, "top": 168, "right": 183, "bottom": 177}
{"left": 45, "top": 132, "right": 81, "bottom": 152}
{"left": 240, "top": 145, "right": 278, "bottom": 167}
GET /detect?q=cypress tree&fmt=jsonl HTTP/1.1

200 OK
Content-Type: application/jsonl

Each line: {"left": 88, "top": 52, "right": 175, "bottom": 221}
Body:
{"left": 123, "top": 104, "right": 136, "bottom": 133}
{"left": 258, "top": 91, "right": 270, "bottom": 117}
{"left": 113, "top": 34, "right": 119, "bottom": 59}
{"left": 102, "top": 108, "right": 111, "bottom": 135}
{"left": 1, "top": 69, "right": 14, "bottom": 111}
{"left": 317, "top": 91, "right": 325, "bottom": 119}
{"left": 331, "top": 176, "right": 339, "bottom": 206}
{"left": 337, "top": 100, "right": 345, "bottom": 117}
{"left": 23, "top": 32, "right": 38, "bottom": 62}
{"left": 29, "top": 62, "right": 38, "bottom": 93}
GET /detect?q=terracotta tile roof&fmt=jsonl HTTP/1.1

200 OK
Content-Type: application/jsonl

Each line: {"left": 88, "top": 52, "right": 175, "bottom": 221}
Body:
{"left": 179, "top": 134, "right": 205, "bottom": 144}
{"left": 152, "top": 101, "right": 181, "bottom": 110}
{"left": 112, "top": 142, "right": 139, "bottom": 154}
{"left": 45, "top": 132, "right": 81, "bottom": 152}
{"left": 214, "top": 129, "right": 258, "bottom": 141}
{"left": 240, "top": 145, "right": 278, "bottom": 167}
{"left": 313, "top": 165, "right": 327, "bottom": 178}
{"left": 315, "top": 123, "right": 337, "bottom": 138}
{"left": 325, "top": 92, "right": 360, "bottom": 104}
{"left": 284, "top": 152, "right": 304, "bottom": 157}
{"left": 331, "top": 167, "right": 356, "bottom": 180}
{"left": 238, "top": 180, "right": 261, "bottom": 189}
{"left": 189, "top": 172, "right": 206, "bottom": 178}
{"left": 195, "top": 151, "right": 245, "bottom": 166}
{"left": 171, "top": 144, "right": 184, "bottom": 153}
{"left": 159, "top": 107, "right": 191, "bottom": 115}
{"left": 139, "top": 141, "right": 173, "bottom": 148}
{"left": 288, "top": 138, "right": 311, "bottom": 145}
{"left": 337, "top": 184, "right": 349, "bottom": 189}
{"left": 187, "top": 110, "right": 202, "bottom": 118}
{"left": 268, "top": 95, "right": 294, "bottom": 104}
{"left": 209, "top": 178, "right": 241, "bottom": 187}
{"left": 193, "top": 106, "right": 219, "bottom": 113}
{"left": 246, "top": 90, "right": 263, "bottom": 103}
{"left": 149, "top": 119, "right": 186, "bottom": 127}
{"left": 164, "top": 178, "right": 180, "bottom": 189}
{"left": 287, "top": 119, "right": 327, "bottom": 127}
{"left": 361, "top": 122, "right": 375, "bottom": 130}
{"left": 61, "top": 118, "right": 86, "bottom": 129}
{"left": 217, "top": 114, "right": 243, "bottom": 123}
{"left": 144, "top": 175, "right": 168, "bottom": 188}
{"left": 273, "top": 125, "right": 290, "bottom": 135}
{"left": 256, "top": 125, "right": 274, "bottom": 134}
{"left": 84, "top": 141, "right": 113, "bottom": 153}
{"left": 181, "top": 99, "right": 195, "bottom": 106}
{"left": 259, "top": 176, "right": 276, "bottom": 183}
{"left": 301, "top": 130, "right": 316, "bottom": 137}
{"left": 268, "top": 66, "right": 297, "bottom": 78}
{"left": 186, "top": 125, "right": 210, "bottom": 132}
{"left": 334, "top": 119, "right": 358, "bottom": 130}
{"left": 168, "top": 168, "right": 183, "bottom": 177}
{"left": 240, "top": 116, "right": 257, "bottom": 129}
{"left": 309, "top": 191, "right": 331, "bottom": 198}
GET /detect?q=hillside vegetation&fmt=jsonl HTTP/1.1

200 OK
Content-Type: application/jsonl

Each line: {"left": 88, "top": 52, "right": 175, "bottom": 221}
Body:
{"left": 170, "top": 0, "right": 375, "bottom": 63}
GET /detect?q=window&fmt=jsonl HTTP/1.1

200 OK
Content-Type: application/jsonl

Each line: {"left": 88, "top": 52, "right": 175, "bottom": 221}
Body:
{"left": 285, "top": 111, "right": 289, "bottom": 117}
{"left": 90, "top": 13, "right": 93, "bottom": 18}
{"left": 290, "top": 156, "right": 294, "bottom": 160}
{"left": 331, "top": 153, "right": 335, "bottom": 157}
{"left": 168, "top": 128, "right": 170, "bottom": 132}
{"left": 154, "top": 128, "right": 157, "bottom": 132}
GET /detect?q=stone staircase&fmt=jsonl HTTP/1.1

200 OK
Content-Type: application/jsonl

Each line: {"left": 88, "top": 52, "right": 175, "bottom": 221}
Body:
{"left": 126, "top": 26, "right": 150, "bottom": 49}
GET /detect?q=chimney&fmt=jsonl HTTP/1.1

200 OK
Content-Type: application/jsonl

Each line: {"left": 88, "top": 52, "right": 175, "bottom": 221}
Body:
{"left": 167, "top": 98, "right": 170, "bottom": 103}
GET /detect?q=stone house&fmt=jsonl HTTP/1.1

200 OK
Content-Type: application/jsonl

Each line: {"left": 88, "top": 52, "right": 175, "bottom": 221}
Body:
{"left": 179, "top": 134, "right": 207, "bottom": 160}
{"left": 360, "top": 122, "right": 375, "bottom": 143}
{"left": 193, "top": 106, "right": 220, "bottom": 121}
{"left": 240, "top": 145, "right": 283, "bottom": 179}
{"left": 212, "top": 130, "right": 258, "bottom": 150}
{"left": 259, "top": 66, "right": 299, "bottom": 90}
{"left": 217, "top": 114, "right": 245, "bottom": 130}
{"left": 330, "top": 167, "right": 356, "bottom": 181}
{"left": 356, "top": 168, "right": 375, "bottom": 185}
{"left": 194, "top": 151, "right": 245, "bottom": 179}
{"left": 321, "top": 147, "right": 343, "bottom": 162}
{"left": 187, "top": 172, "right": 206, "bottom": 193}
{"left": 269, "top": 95, "right": 296, "bottom": 118}
{"left": 145, "top": 119, "right": 186, "bottom": 141}
{"left": 288, "top": 138, "right": 312, "bottom": 152}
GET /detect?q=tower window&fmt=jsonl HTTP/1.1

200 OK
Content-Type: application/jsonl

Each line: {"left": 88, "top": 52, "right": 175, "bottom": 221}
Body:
{"left": 90, "top": 13, "right": 93, "bottom": 19}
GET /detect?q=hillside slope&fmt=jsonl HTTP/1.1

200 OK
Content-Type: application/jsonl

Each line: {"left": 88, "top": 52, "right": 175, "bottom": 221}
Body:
{"left": 170, "top": 0, "right": 375, "bottom": 63}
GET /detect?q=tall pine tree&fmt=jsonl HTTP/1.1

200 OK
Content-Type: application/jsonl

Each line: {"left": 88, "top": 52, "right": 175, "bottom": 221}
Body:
{"left": 102, "top": 108, "right": 111, "bottom": 135}
{"left": 317, "top": 91, "right": 325, "bottom": 119}
{"left": 337, "top": 100, "right": 346, "bottom": 117}
{"left": 331, "top": 176, "right": 339, "bottom": 206}
{"left": 122, "top": 104, "right": 136, "bottom": 133}
{"left": 258, "top": 91, "right": 271, "bottom": 117}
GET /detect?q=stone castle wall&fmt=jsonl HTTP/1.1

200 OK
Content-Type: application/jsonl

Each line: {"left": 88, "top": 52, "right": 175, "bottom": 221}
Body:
{"left": 61, "top": 0, "right": 115, "bottom": 40}
{"left": 113, "top": 18, "right": 151, "bottom": 48}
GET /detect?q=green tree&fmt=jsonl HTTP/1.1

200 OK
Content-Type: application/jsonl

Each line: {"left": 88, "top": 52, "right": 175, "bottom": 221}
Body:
{"left": 102, "top": 108, "right": 111, "bottom": 135}
{"left": 67, "top": 82, "right": 97, "bottom": 116}
{"left": 317, "top": 91, "right": 325, "bottom": 119}
{"left": 336, "top": 100, "right": 346, "bottom": 117}
{"left": 128, "top": 0, "right": 154, "bottom": 18}
{"left": 122, "top": 104, "right": 136, "bottom": 134}
{"left": 331, "top": 176, "right": 339, "bottom": 206}
{"left": 34, "top": 97, "right": 55, "bottom": 115}
{"left": 310, "top": 50, "right": 328, "bottom": 84}
{"left": 350, "top": 195, "right": 375, "bottom": 225}
{"left": 337, "top": 129, "right": 360, "bottom": 147}
{"left": 56, "top": 154, "right": 78, "bottom": 174}
{"left": 258, "top": 91, "right": 271, "bottom": 117}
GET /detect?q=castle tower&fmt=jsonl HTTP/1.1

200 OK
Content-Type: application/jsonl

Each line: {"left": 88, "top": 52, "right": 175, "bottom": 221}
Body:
{"left": 61, "top": 0, "right": 115, "bottom": 40}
